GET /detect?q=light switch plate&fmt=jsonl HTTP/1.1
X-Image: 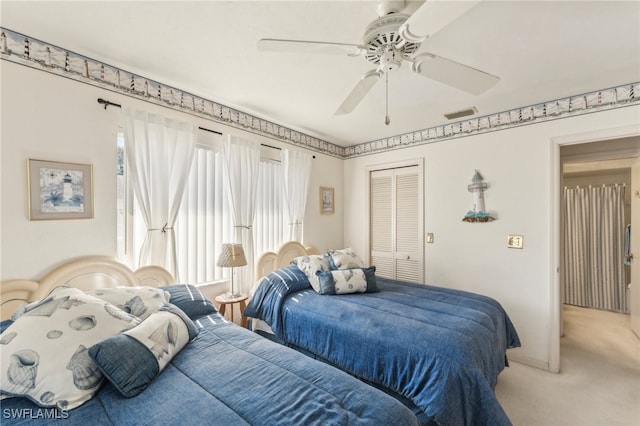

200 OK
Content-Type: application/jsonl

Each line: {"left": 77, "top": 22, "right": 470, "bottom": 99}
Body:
{"left": 426, "top": 233, "right": 434, "bottom": 243}
{"left": 507, "top": 234, "right": 524, "bottom": 249}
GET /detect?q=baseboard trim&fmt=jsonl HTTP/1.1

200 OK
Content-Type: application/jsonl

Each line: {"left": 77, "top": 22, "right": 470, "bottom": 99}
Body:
{"left": 508, "top": 353, "right": 551, "bottom": 372}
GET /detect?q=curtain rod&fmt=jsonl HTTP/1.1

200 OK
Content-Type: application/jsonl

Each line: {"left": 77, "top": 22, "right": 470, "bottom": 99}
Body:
{"left": 261, "top": 143, "right": 281, "bottom": 151}
{"left": 97, "top": 98, "right": 222, "bottom": 135}
{"left": 97, "top": 98, "right": 314, "bottom": 157}
{"left": 564, "top": 183, "right": 627, "bottom": 189}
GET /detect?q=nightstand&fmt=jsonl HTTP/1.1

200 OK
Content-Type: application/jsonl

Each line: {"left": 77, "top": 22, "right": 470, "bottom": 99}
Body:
{"left": 214, "top": 294, "right": 248, "bottom": 327}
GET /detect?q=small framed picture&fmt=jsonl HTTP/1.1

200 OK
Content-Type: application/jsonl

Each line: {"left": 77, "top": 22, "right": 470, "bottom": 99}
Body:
{"left": 28, "top": 159, "right": 94, "bottom": 220}
{"left": 320, "top": 186, "right": 334, "bottom": 215}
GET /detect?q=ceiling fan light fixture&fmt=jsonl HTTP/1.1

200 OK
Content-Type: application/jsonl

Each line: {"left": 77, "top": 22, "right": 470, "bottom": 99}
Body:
{"left": 259, "top": 0, "right": 500, "bottom": 116}
{"left": 444, "top": 106, "right": 478, "bottom": 120}
{"left": 378, "top": 48, "right": 402, "bottom": 72}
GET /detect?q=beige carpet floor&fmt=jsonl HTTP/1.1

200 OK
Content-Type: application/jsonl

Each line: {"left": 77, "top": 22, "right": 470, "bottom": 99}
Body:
{"left": 495, "top": 305, "right": 640, "bottom": 426}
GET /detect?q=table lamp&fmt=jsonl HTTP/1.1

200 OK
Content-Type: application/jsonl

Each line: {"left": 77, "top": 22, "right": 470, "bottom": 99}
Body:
{"left": 217, "top": 243, "right": 247, "bottom": 299}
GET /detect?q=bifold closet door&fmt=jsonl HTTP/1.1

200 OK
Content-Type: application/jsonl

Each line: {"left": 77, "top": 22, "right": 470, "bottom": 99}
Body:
{"left": 370, "top": 165, "right": 423, "bottom": 283}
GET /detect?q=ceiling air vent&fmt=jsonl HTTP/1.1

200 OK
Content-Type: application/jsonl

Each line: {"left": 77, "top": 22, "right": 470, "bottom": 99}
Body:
{"left": 444, "top": 107, "right": 478, "bottom": 120}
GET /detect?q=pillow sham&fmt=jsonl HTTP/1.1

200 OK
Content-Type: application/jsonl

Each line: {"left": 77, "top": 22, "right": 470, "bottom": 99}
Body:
{"left": 0, "top": 287, "right": 140, "bottom": 409}
{"left": 327, "top": 248, "right": 366, "bottom": 270}
{"left": 160, "top": 284, "right": 217, "bottom": 319}
{"left": 291, "top": 254, "right": 331, "bottom": 292}
{"left": 316, "top": 266, "right": 378, "bottom": 295}
{"left": 88, "top": 286, "right": 170, "bottom": 320}
{"left": 89, "top": 303, "right": 198, "bottom": 398}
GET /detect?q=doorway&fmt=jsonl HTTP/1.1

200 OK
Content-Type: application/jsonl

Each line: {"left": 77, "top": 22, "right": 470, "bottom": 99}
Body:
{"left": 558, "top": 135, "right": 640, "bottom": 370}
{"left": 561, "top": 158, "right": 632, "bottom": 313}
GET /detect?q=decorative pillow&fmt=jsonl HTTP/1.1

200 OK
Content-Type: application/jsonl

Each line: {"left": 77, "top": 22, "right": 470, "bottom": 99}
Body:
{"left": 88, "top": 303, "right": 198, "bottom": 397}
{"left": 0, "top": 287, "right": 140, "bottom": 409}
{"left": 160, "top": 284, "right": 217, "bottom": 319}
{"left": 327, "top": 248, "right": 366, "bottom": 270}
{"left": 88, "top": 286, "right": 170, "bottom": 320}
{"left": 244, "top": 266, "right": 310, "bottom": 321}
{"left": 291, "top": 254, "right": 332, "bottom": 292}
{"left": 316, "top": 266, "right": 378, "bottom": 295}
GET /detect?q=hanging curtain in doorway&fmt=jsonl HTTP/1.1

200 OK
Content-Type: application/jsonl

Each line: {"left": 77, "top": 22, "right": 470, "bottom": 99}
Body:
{"left": 563, "top": 185, "right": 627, "bottom": 313}
{"left": 122, "top": 107, "right": 197, "bottom": 281}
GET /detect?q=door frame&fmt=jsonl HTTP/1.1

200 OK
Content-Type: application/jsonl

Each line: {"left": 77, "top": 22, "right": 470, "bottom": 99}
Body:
{"left": 550, "top": 124, "right": 640, "bottom": 373}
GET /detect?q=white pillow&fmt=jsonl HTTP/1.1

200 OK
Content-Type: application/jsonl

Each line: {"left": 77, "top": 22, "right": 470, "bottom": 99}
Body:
{"left": 327, "top": 248, "right": 366, "bottom": 269}
{"left": 291, "top": 254, "right": 331, "bottom": 292}
{"left": 0, "top": 286, "right": 140, "bottom": 409}
{"left": 88, "top": 286, "right": 170, "bottom": 320}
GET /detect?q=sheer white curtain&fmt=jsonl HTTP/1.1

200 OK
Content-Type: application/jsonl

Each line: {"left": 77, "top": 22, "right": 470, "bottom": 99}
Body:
{"left": 563, "top": 185, "right": 627, "bottom": 312}
{"left": 254, "top": 160, "right": 288, "bottom": 257}
{"left": 221, "top": 135, "right": 260, "bottom": 293}
{"left": 122, "top": 106, "right": 197, "bottom": 281}
{"left": 283, "top": 149, "right": 312, "bottom": 242}
{"left": 175, "top": 144, "right": 234, "bottom": 285}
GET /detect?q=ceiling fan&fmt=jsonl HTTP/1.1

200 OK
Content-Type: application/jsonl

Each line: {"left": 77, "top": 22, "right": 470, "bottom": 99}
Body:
{"left": 258, "top": 0, "right": 499, "bottom": 124}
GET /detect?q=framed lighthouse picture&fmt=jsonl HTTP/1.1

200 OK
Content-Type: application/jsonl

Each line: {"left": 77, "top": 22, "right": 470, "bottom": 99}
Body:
{"left": 28, "top": 159, "right": 93, "bottom": 220}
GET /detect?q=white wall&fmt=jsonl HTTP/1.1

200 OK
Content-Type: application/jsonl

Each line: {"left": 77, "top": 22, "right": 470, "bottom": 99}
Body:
{"left": 1, "top": 61, "right": 344, "bottom": 280}
{"left": 343, "top": 106, "right": 640, "bottom": 370}
{"left": 4, "top": 58, "right": 639, "bottom": 370}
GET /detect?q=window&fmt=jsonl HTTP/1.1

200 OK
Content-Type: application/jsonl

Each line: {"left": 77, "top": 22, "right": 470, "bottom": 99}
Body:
{"left": 117, "top": 131, "right": 289, "bottom": 284}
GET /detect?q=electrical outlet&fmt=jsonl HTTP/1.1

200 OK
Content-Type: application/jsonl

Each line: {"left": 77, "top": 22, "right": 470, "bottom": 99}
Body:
{"left": 507, "top": 235, "right": 524, "bottom": 249}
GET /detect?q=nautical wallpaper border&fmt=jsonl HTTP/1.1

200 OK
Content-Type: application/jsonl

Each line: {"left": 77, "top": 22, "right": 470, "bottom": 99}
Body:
{"left": 2, "top": 28, "right": 638, "bottom": 159}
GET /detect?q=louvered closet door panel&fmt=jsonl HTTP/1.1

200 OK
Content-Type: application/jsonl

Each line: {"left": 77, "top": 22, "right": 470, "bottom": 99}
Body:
{"left": 394, "top": 167, "right": 423, "bottom": 283}
{"left": 395, "top": 258, "right": 422, "bottom": 283}
{"left": 370, "top": 170, "right": 394, "bottom": 279}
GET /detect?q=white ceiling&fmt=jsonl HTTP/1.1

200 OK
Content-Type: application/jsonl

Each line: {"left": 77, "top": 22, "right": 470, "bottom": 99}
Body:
{"left": 2, "top": 1, "right": 639, "bottom": 147}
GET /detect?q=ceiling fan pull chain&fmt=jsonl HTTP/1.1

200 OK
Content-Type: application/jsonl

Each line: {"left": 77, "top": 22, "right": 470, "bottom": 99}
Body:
{"left": 385, "top": 72, "right": 391, "bottom": 126}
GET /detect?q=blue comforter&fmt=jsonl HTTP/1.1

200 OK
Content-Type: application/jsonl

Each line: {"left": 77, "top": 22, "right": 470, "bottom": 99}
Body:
{"left": 1, "top": 313, "right": 418, "bottom": 425}
{"left": 245, "top": 273, "right": 521, "bottom": 426}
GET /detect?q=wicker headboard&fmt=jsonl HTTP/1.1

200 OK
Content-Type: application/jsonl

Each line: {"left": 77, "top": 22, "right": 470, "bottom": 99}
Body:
{"left": 0, "top": 256, "right": 175, "bottom": 321}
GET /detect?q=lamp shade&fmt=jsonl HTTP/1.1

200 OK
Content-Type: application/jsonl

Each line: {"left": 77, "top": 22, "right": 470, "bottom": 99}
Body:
{"left": 217, "top": 243, "right": 247, "bottom": 268}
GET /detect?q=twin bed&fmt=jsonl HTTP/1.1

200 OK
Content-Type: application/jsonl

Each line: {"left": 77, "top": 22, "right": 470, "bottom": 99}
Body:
{"left": 0, "top": 244, "right": 520, "bottom": 425}
{"left": 0, "top": 256, "right": 417, "bottom": 425}
{"left": 245, "top": 242, "right": 521, "bottom": 426}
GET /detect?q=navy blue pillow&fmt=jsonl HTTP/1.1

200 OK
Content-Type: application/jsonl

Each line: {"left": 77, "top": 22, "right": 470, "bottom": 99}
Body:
{"left": 89, "top": 303, "right": 198, "bottom": 398}
{"left": 160, "top": 284, "right": 217, "bottom": 319}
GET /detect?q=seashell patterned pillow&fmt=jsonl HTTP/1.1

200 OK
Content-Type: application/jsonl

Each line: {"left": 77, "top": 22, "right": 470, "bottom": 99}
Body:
{"left": 0, "top": 286, "right": 141, "bottom": 410}
{"left": 290, "top": 255, "right": 331, "bottom": 292}
{"left": 316, "top": 266, "right": 378, "bottom": 295}
{"left": 88, "top": 303, "right": 199, "bottom": 397}
{"left": 327, "top": 248, "right": 366, "bottom": 270}
{"left": 87, "top": 286, "right": 170, "bottom": 320}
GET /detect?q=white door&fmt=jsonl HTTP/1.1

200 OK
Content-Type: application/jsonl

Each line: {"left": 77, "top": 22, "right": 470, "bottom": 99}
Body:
{"left": 630, "top": 157, "right": 640, "bottom": 337}
{"left": 370, "top": 165, "right": 424, "bottom": 283}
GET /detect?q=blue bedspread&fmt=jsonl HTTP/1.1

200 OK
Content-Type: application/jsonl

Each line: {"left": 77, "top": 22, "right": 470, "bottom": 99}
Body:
{"left": 1, "top": 313, "right": 418, "bottom": 425}
{"left": 245, "top": 275, "right": 521, "bottom": 426}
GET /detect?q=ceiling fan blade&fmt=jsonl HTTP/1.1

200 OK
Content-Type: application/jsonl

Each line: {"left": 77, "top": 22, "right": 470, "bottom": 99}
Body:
{"left": 334, "top": 70, "right": 383, "bottom": 115}
{"left": 258, "top": 38, "right": 365, "bottom": 56}
{"left": 411, "top": 53, "right": 499, "bottom": 95}
{"left": 399, "top": 0, "right": 481, "bottom": 43}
